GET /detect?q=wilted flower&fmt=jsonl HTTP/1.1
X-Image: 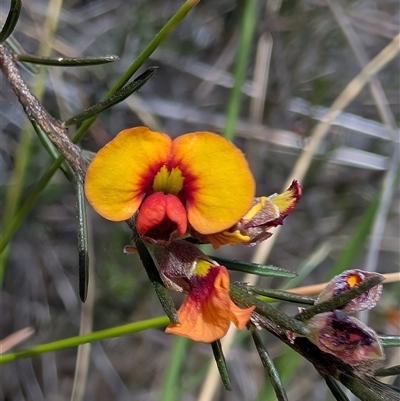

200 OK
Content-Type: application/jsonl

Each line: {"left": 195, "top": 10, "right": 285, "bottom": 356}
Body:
{"left": 151, "top": 240, "right": 255, "bottom": 343}
{"left": 316, "top": 269, "right": 383, "bottom": 312}
{"left": 85, "top": 127, "right": 255, "bottom": 243}
{"left": 305, "top": 310, "right": 385, "bottom": 364}
{"left": 191, "top": 180, "right": 301, "bottom": 249}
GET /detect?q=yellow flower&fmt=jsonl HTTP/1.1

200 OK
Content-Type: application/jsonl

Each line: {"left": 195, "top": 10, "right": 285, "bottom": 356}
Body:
{"left": 84, "top": 127, "right": 255, "bottom": 242}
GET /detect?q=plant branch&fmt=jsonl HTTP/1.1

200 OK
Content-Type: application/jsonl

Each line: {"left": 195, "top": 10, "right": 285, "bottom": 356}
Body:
{"left": 0, "top": 43, "right": 87, "bottom": 179}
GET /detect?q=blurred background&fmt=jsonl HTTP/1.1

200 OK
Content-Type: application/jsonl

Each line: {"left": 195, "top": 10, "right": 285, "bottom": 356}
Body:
{"left": 1, "top": 0, "right": 399, "bottom": 400}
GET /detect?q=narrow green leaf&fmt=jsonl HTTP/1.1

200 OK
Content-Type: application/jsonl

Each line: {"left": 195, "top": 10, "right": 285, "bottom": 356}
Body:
{"left": 252, "top": 287, "right": 316, "bottom": 305}
{"left": 76, "top": 180, "right": 89, "bottom": 302}
{"left": 65, "top": 67, "right": 158, "bottom": 126}
{"left": 0, "top": 316, "right": 169, "bottom": 364}
{"left": 374, "top": 365, "right": 400, "bottom": 377}
{"left": 0, "top": 0, "right": 22, "bottom": 43}
{"left": 255, "top": 348, "right": 301, "bottom": 401}
{"left": 14, "top": 53, "right": 119, "bottom": 66}
{"left": 378, "top": 335, "right": 400, "bottom": 347}
{"left": 294, "top": 275, "right": 384, "bottom": 321}
{"left": 212, "top": 256, "right": 296, "bottom": 278}
{"left": 211, "top": 340, "right": 232, "bottom": 391}
{"left": 324, "top": 376, "right": 350, "bottom": 401}
{"left": 251, "top": 329, "right": 288, "bottom": 401}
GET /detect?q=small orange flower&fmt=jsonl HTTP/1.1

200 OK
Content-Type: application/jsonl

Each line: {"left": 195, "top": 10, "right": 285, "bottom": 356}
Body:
{"left": 152, "top": 240, "right": 255, "bottom": 343}
{"left": 85, "top": 127, "right": 255, "bottom": 242}
{"left": 165, "top": 262, "right": 255, "bottom": 343}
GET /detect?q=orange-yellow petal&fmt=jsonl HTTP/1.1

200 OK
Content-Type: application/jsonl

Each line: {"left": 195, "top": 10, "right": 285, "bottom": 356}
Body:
{"left": 206, "top": 230, "right": 251, "bottom": 249}
{"left": 165, "top": 266, "right": 254, "bottom": 342}
{"left": 170, "top": 132, "right": 255, "bottom": 234}
{"left": 85, "top": 127, "right": 172, "bottom": 221}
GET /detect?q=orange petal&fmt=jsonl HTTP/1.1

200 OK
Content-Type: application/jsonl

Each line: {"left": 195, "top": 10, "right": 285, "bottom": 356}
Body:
{"left": 85, "top": 127, "right": 172, "bottom": 221}
{"left": 166, "top": 266, "right": 254, "bottom": 342}
{"left": 171, "top": 132, "right": 255, "bottom": 234}
{"left": 166, "top": 266, "right": 232, "bottom": 342}
{"left": 229, "top": 300, "right": 255, "bottom": 329}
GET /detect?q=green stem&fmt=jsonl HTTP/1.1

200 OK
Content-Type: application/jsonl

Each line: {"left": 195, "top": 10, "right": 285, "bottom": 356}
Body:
{"left": 158, "top": 336, "right": 189, "bottom": 401}
{"left": 223, "top": 0, "right": 258, "bottom": 140}
{"left": 0, "top": 316, "right": 169, "bottom": 364}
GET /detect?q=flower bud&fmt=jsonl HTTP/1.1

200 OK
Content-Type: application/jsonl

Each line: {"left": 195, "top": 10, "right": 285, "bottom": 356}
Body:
{"left": 316, "top": 269, "right": 383, "bottom": 312}
{"left": 306, "top": 310, "right": 385, "bottom": 364}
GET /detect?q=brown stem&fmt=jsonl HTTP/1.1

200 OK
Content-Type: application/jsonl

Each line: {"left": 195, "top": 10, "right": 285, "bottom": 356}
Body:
{"left": 0, "top": 43, "right": 87, "bottom": 178}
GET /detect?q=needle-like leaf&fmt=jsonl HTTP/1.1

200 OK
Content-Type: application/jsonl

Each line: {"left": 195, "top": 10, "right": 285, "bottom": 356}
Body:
{"left": 212, "top": 256, "right": 296, "bottom": 278}
{"left": 14, "top": 53, "right": 119, "bottom": 66}
{"left": 65, "top": 67, "right": 158, "bottom": 126}
{"left": 211, "top": 340, "right": 232, "bottom": 391}
{"left": 251, "top": 329, "right": 288, "bottom": 401}
{"left": 0, "top": 0, "right": 21, "bottom": 43}
{"left": 76, "top": 179, "right": 89, "bottom": 302}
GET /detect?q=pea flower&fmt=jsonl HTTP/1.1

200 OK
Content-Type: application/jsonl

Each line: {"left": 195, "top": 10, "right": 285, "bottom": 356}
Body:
{"left": 305, "top": 310, "right": 385, "bottom": 365}
{"left": 151, "top": 240, "right": 255, "bottom": 343}
{"left": 315, "top": 269, "right": 383, "bottom": 312}
{"left": 191, "top": 180, "right": 301, "bottom": 249}
{"left": 84, "top": 127, "right": 255, "bottom": 243}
